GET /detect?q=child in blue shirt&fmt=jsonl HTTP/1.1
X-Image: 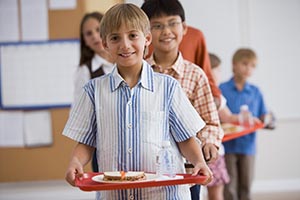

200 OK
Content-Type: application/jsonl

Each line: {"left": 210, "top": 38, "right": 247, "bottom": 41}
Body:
{"left": 220, "top": 48, "right": 267, "bottom": 200}
{"left": 63, "top": 3, "right": 212, "bottom": 200}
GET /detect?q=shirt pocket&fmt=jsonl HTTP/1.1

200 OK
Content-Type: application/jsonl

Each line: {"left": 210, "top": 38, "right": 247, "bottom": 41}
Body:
{"left": 140, "top": 111, "right": 165, "bottom": 145}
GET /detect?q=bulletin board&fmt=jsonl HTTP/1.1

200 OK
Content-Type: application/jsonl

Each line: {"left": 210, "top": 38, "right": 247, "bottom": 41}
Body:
{"left": 0, "top": 0, "right": 120, "bottom": 183}
{"left": 0, "top": 40, "right": 79, "bottom": 109}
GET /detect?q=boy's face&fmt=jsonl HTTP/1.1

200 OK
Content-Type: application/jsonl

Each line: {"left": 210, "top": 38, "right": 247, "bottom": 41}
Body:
{"left": 102, "top": 24, "right": 151, "bottom": 69}
{"left": 233, "top": 59, "right": 256, "bottom": 80}
{"left": 150, "top": 15, "right": 187, "bottom": 54}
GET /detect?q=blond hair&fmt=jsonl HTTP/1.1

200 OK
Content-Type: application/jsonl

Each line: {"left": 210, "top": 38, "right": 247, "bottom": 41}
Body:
{"left": 232, "top": 48, "right": 257, "bottom": 64}
{"left": 100, "top": 3, "right": 150, "bottom": 40}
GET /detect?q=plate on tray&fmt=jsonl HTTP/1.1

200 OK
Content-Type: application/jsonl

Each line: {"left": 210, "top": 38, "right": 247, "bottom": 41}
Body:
{"left": 76, "top": 172, "right": 209, "bottom": 191}
{"left": 221, "top": 123, "right": 244, "bottom": 135}
{"left": 92, "top": 173, "right": 183, "bottom": 183}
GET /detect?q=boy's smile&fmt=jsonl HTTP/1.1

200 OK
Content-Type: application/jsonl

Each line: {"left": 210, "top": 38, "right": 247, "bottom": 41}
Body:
{"left": 103, "top": 24, "right": 151, "bottom": 70}
{"left": 233, "top": 59, "right": 256, "bottom": 81}
{"left": 150, "top": 15, "right": 186, "bottom": 54}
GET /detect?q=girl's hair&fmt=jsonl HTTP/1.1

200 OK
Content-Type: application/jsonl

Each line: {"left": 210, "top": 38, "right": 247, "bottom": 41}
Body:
{"left": 232, "top": 48, "right": 257, "bottom": 64}
{"left": 79, "top": 12, "right": 103, "bottom": 66}
{"left": 141, "top": 0, "right": 185, "bottom": 22}
{"left": 209, "top": 53, "right": 221, "bottom": 69}
{"left": 100, "top": 3, "right": 150, "bottom": 41}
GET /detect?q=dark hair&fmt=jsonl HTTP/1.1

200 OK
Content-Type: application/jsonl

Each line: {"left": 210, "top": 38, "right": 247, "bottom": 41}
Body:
{"left": 79, "top": 12, "right": 103, "bottom": 66}
{"left": 209, "top": 53, "right": 221, "bottom": 69}
{"left": 141, "top": 0, "right": 185, "bottom": 22}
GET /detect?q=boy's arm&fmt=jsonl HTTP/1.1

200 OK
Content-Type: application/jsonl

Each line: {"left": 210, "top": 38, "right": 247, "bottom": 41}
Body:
{"left": 219, "top": 106, "right": 239, "bottom": 123}
{"left": 179, "top": 26, "right": 221, "bottom": 110}
{"left": 178, "top": 137, "right": 213, "bottom": 185}
{"left": 65, "top": 143, "right": 94, "bottom": 186}
{"left": 193, "top": 71, "right": 223, "bottom": 162}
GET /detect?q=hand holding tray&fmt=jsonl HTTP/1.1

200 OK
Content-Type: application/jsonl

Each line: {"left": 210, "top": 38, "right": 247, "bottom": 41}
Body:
{"left": 75, "top": 172, "right": 209, "bottom": 191}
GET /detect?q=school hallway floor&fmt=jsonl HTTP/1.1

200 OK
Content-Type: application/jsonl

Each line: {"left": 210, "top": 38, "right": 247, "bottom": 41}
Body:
{"left": 0, "top": 180, "right": 300, "bottom": 200}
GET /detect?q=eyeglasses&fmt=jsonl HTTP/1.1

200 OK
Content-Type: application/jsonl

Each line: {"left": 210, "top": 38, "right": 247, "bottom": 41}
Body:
{"left": 151, "top": 21, "right": 182, "bottom": 31}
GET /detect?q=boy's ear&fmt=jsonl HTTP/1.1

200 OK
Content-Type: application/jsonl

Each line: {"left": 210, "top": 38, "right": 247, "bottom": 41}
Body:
{"left": 145, "top": 32, "right": 152, "bottom": 47}
{"left": 182, "top": 22, "right": 188, "bottom": 35}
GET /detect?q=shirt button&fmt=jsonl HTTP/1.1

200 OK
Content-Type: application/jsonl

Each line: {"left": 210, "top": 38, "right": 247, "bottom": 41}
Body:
{"left": 128, "top": 124, "right": 132, "bottom": 129}
{"left": 129, "top": 195, "right": 134, "bottom": 200}
{"left": 128, "top": 101, "right": 132, "bottom": 105}
{"left": 128, "top": 148, "right": 132, "bottom": 154}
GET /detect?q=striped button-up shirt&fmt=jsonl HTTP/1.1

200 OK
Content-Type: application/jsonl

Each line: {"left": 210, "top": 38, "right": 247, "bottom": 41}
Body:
{"left": 63, "top": 60, "right": 205, "bottom": 200}
{"left": 147, "top": 53, "right": 223, "bottom": 147}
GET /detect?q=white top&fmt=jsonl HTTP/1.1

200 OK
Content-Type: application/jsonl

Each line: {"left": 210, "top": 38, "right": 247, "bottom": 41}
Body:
{"left": 73, "top": 54, "right": 114, "bottom": 102}
{"left": 219, "top": 94, "right": 227, "bottom": 110}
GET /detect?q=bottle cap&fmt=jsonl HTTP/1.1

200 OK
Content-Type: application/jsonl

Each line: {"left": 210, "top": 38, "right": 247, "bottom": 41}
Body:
{"left": 240, "top": 104, "right": 249, "bottom": 111}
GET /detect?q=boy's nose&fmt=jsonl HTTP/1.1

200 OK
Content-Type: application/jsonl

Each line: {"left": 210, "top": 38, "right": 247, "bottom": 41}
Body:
{"left": 120, "top": 38, "right": 131, "bottom": 49}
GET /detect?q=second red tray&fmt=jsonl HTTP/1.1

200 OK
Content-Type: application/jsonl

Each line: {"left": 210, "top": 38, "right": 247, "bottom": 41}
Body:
{"left": 76, "top": 172, "right": 208, "bottom": 191}
{"left": 222, "top": 122, "right": 264, "bottom": 142}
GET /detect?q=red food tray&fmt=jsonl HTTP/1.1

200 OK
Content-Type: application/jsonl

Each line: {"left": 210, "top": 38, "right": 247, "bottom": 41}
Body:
{"left": 75, "top": 172, "right": 208, "bottom": 191}
{"left": 222, "top": 122, "right": 264, "bottom": 142}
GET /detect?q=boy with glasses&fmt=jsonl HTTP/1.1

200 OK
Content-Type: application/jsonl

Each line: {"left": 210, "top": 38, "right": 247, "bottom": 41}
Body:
{"left": 141, "top": 0, "right": 223, "bottom": 199}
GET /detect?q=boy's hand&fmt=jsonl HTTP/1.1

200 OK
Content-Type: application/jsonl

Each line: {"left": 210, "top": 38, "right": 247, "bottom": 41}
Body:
{"left": 65, "top": 157, "right": 84, "bottom": 186}
{"left": 253, "top": 117, "right": 262, "bottom": 124}
{"left": 192, "top": 162, "right": 213, "bottom": 185}
{"left": 202, "top": 143, "right": 219, "bottom": 164}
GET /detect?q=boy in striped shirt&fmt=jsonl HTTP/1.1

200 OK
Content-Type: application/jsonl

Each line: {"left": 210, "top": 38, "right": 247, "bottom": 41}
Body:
{"left": 63, "top": 3, "right": 212, "bottom": 200}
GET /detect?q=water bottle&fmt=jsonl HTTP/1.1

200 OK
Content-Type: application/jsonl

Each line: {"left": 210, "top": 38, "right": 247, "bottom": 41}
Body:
{"left": 238, "top": 105, "right": 254, "bottom": 127}
{"left": 156, "top": 140, "right": 176, "bottom": 178}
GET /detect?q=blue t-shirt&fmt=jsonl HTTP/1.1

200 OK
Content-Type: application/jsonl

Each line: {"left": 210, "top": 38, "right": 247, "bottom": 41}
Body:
{"left": 220, "top": 77, "right": 267, "bottom": 155}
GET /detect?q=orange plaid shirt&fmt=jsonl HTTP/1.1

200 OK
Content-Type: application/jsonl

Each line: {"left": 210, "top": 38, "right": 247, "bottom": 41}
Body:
{"left": 147, "top": 53, "right": 223, "bottom": 147}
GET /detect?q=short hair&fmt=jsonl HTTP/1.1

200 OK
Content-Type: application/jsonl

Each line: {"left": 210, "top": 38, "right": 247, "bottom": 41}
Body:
{"left": 209, "top": 53, "right": 221, "bottom": 69}
{"left": 141, "top": 0, "right": 185, "bottom": 22}
{"left": 232, "top": 48, "right": 257, "bottom": 64}
{"left": 100, "top": 3, "right": 150, "bottom": 40}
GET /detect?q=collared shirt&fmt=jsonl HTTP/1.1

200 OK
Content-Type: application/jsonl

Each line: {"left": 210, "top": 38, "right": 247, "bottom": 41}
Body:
{"left": 220, "top": 77, "right": 267, "bottom": 155}
{"left": 145, "top": 26, "right": 221, "bottom": 99}
{"left": 147, "top": 53, "right": 223, "bottom": 147}
{"left": 73, "top": 54, "right": 114, "bottom": 102}
{"left": 63, "top": 60, "right": 205, "bottom": 200}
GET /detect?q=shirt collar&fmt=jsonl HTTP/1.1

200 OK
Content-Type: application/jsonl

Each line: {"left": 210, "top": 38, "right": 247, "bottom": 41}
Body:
{"left": 147, "top": 52, "right": 185, "bottom": 78}
{"left": 110, "top": 60, "right": 154, "bottom": 92}
{"left": 229, "top": 77, "right": 252, "bottom": 92}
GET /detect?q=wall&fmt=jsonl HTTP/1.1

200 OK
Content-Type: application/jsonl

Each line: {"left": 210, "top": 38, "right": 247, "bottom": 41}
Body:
{"left": 254, "top": 119, "right": 300, "bottom": 190}
{"left": 0, "top": 0, "right": 120, "bottom": 182}
{"left": 180, "top": 0, "right": 300, "bottom": 188}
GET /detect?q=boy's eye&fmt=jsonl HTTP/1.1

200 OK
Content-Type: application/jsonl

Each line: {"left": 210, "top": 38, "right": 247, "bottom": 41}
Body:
{"left": 151, "top": 21, "right": 182, "bottom": 31}
{"left": 169, "top": 21, "right": 180, "bottom": 28}
{"left": 129, "top": 33, "right": 138, "bottom": 39}
{"left": 109, "top": 35, "right": 119, "bottom": 42}
{"left": 151, "top": 24, "right": 163, "bottom": 30}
